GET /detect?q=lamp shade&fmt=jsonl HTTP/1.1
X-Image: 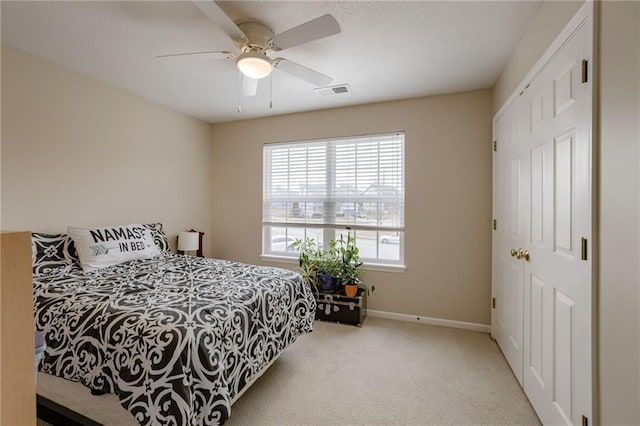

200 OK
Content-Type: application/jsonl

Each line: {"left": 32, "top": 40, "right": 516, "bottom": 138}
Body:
{"left": 236, "top": 52, "right": 273, "bottom": 79}
{"left": 178, "top": 231, "right": 199, "bottom": 251}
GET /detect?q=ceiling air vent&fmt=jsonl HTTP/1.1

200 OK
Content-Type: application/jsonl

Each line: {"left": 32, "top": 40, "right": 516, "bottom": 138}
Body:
{"left": 314, "top": 84, "right": 351, "bottom": 96}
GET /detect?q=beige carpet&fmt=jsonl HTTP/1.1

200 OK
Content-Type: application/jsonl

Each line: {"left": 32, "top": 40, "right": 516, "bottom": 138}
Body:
{"left": 38, "top": 317, "right": 540, "bottom": 425}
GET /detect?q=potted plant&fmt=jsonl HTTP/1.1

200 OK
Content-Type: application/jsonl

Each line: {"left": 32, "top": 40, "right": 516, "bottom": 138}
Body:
{"left": 293, "top": 237, "right": 344, "bottom": 293}
{"left": 314, "top": 239, "right": 342, "bottom": 293}
{"left": 293, "top": 234, "right": 375, "bottom": 296}
{"left": 291, "top": 237, "right": 319, "bottom": 295}
{"left": 338, "top": 233, "right": 363, "bottom": 297}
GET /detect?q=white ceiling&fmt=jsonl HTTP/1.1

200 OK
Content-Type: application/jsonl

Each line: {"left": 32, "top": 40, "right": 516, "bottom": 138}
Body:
{"left": 1, "top": 1, "right": 541, "bottom": 124}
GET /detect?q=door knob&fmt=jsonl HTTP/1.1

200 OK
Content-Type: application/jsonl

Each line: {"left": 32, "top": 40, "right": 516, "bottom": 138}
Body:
{"left": 511, "top": 248, "right": 530, "bottom": 261}
{"left": 515, "top": 249, "right": 530, "bottom": 261}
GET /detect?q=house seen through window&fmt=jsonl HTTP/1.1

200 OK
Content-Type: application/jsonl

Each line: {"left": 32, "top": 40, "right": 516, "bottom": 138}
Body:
{"left": 262, "top": 132, "right": 405, "bottom": 266}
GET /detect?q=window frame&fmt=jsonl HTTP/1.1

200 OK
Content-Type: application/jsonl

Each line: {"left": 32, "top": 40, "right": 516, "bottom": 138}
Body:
{"left": 261, "top": 132, "right": 406, "bottom": 271}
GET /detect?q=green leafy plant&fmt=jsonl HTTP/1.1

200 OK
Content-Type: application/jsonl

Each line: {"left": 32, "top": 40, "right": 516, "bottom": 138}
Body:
{"left": 293, "top": 237, "right": 343, "bottom": 276}
{"left": 292, "top": 237, "right": 342, "bottom": 293}
{"left": 296, "top": 261, "right": 318, "bottom": 296}
{"left": 292, "top": 237, "right": 318, "bottom": 269}
{"left": 337, "top": 232, "right": 375, "bottom": 295}
{"left": 291, "top": 237, "right": 320, "bottom": 294}
{"left": 315, "top": 239, "right": 342, "bottom": 277}
{"left": 338, "top": 232, "right": 362, "bottom": 286}
{"left": 293, "top": 233, "right": 375, "bottom": 296}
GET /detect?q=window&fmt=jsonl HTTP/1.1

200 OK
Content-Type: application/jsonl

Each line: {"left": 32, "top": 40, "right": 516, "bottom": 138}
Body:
{"left": 262, "top": 132, "right": 405, "bottom": 266}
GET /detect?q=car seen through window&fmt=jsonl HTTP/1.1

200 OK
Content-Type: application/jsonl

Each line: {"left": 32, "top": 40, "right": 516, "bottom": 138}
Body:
{"left": 380, "top": 234, "right": 400, "bottom": 244}
{"left": 271, "top": 235, "right": 296, "bottom": 252}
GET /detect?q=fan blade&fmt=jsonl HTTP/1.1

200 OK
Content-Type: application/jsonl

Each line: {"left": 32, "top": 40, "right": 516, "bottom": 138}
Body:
{"left": 270, "top": 14, "right": 340, "bottom": 51}
{"left": 157, "top": 50, "right": 234, "bottom": 59}
{"left": 274, "top": 59, "right": 332, "bottom": 87}
{"left": 192, "top": 1, "right": 246, "bottom": 42}
{"left": 240, "top": 75, "right": 258, "bottom": 97}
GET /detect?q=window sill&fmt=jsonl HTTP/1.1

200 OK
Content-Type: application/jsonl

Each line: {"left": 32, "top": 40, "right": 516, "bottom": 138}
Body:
{"left": 260, "top": 254, "right": 406, "bottom": 273}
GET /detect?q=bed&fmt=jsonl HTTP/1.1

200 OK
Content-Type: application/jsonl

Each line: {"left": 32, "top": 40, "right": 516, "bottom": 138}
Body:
{"left": 32, "top": 224, "right": 315, "bottom": 425}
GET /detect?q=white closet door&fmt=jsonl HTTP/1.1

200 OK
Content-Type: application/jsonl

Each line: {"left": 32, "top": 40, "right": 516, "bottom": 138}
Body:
{"left": 521, "top": 13, "right": 592, "bottom": 426}
{"left": 493, "top": 94, "right": 528, "bottom": 384}
{"left": 492, "top": 4, "right": 593, "bottom": 425}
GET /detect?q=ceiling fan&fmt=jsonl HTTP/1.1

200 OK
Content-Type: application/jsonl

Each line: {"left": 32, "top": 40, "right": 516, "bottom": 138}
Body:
{"left": 158, "top": 1, "right": 341, "bottom": 98}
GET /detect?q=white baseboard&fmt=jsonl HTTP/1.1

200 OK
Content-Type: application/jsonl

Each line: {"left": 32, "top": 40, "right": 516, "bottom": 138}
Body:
{"left": 367, "top": 309, "right": 491, "bottom": 333}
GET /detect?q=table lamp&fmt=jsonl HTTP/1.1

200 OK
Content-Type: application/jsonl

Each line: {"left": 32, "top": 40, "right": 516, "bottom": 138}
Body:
{"left": 178, "top": 231, "right": 199, "bottom": 256}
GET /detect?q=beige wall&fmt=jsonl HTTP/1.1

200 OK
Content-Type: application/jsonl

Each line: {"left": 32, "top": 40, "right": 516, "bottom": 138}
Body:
{"left": 1, "top": 46, "right": 215, "bottom": 255}
{"left": 493, "top": 1, "right": 583, "bottom": 113}
{"left": 211, "top": 90, "right": 493, "bottom": 325}
{"left": 493, "top": 1, "right": 640, "bottom": 423}
{"left": 598, "top": 2, "right": 640, "bottom": 424}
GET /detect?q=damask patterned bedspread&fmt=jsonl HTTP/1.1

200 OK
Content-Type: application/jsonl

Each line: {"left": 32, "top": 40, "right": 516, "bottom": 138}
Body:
{"left": 34, "top": 254, "right": 315, "bottom": 425}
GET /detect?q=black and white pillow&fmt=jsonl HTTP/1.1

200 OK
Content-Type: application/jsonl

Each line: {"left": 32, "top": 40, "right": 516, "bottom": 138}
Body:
{"left": 32, "top": 233, "right": 79, "bottom": 276}
{"left": 143, "top": 223, "right": 171, "bottom": 255}
{"left": 68, "top": 224, "right": 160, "bottom": 272}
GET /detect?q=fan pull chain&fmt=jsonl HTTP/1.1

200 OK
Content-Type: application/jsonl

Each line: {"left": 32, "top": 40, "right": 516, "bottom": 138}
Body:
{"left": 269, "top": 73, "right": 273, "bottom": 109}
{"left": 237, "top": 72, "right": 242, "bottom": 113}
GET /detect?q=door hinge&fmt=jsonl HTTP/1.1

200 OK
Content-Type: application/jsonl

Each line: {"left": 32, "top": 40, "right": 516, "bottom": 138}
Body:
{"left": 582, "top": 415, "right": 588, "bottom": 426}
{"left": 581, "top": 237, "right": 588, "bottom": 261}
{"left": 493, "top": 140, "right": 497, "bottom": 152}
{"left": 492, "top": 297, "right": 496, "bottom": 309}
{"left": 581, "top": 59, "right": 588, "bottom": 83}
{"left": 493, "top": 219, "right": 497, "bottom": 230}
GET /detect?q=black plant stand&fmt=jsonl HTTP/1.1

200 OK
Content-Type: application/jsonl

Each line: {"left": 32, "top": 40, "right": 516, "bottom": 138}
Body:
{"left": 315, "top": 288, "right": 367, "bottom": 327}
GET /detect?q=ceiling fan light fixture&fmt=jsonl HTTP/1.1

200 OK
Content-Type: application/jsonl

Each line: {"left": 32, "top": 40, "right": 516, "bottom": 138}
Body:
{"left": 236, "top": 52, "right": 273, "bottom": 79}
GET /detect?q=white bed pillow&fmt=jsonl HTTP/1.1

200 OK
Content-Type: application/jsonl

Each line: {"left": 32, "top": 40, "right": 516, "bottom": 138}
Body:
{"left": 68, "top": 224, "right": 160, "bottom": 272}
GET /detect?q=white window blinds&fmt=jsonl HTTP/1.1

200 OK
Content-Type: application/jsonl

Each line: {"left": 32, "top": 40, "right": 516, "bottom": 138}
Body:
{"left": 263, "top": 132, "right": 405, "bottom": 264}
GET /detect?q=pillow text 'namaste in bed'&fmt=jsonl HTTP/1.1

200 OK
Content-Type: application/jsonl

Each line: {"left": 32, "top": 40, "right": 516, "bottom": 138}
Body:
{"left": 68, "top": 224, "right": 160, "bottom": 272}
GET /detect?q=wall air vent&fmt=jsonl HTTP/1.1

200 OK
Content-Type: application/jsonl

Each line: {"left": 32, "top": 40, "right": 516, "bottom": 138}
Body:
{"left": 314, "top": 84, "right": 351, "bottom": 96}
